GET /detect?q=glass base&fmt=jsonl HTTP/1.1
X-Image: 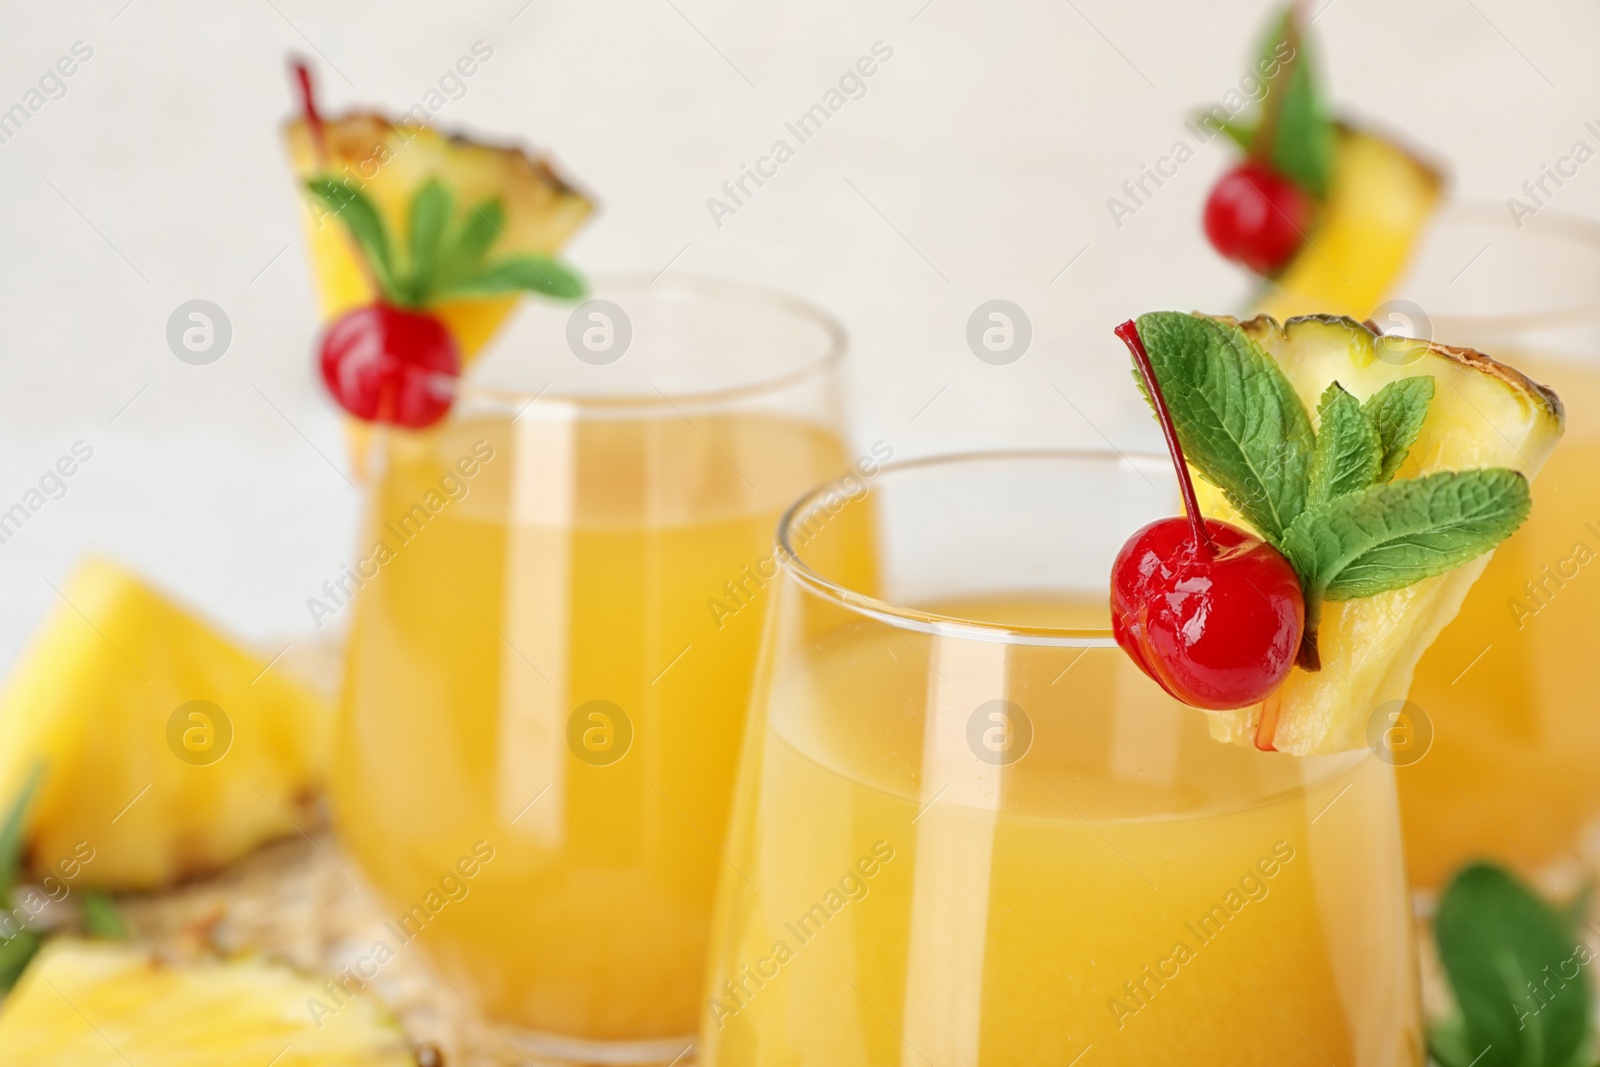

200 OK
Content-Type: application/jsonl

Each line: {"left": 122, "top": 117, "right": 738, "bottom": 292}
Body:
{"left": 504, "top": 1028, "right": 695, "bottom": 1065}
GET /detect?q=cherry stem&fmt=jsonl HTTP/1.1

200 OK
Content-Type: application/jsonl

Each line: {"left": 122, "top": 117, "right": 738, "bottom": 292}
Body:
{"left": 292, "top": 58, "right": 328, "bottom": 165}
{"left": 1115, "top": 320, "right": 1214, "bottom": 555}
{"left": 290, "top": 57, "right": 388, "bottom": 304}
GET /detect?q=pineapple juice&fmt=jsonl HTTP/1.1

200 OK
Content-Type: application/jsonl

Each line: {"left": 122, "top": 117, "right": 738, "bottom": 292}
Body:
{"left": 703, "top": 597, "right": 1422, "bottom": 1066}
{"left": 1399, "top": 356, "right": 1600, "bottom": 888}
{"left": 332, "top": 409, "right": 871, "bottom": 1041}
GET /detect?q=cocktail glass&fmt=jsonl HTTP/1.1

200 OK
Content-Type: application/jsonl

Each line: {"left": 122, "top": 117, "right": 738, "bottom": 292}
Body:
{"left": 702, "top": 451, "right": 1422, "bottom": 1066}
{"left": 1379, "top": 205, "right": 1600, "bottom": 893}
{"left": 331, "top": 276, "right": 873, "bottom": 1062}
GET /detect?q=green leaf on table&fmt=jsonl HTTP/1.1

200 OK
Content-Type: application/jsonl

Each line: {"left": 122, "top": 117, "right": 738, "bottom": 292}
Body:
{"left": 0, "top": 930, "right": 40, "bottom": 993}
{"left": 0, "top": 768, "right": 44, "bottom": 992}
{"left": 1132, "top": 311, "right": 1314, "bottom": 542}
{"left": 438, "top": 255, "right": 586, "bottom": 301}
{"left": 80, "top": 891, "right": 129, "bottom": 940}
{"left": 403, "top": 178, "right": 453, "bottom": 305}
{"left": 0, "top": 766, "right": 42, "bottom": 905}
{"left": 1282, "top": 467, "right": 1530, "bottom": 603}
{"left": 1430, "top": 863, "right": 1593, "bottom": 1067}
{"left": 1364, "top": 376, "right": 1435, "bottom": 481}
{"left": 1306, "top": 382, "right": 1381, "bottom": 507}
{"left": 305, "top": 178, "right": 399, "bottom": 303}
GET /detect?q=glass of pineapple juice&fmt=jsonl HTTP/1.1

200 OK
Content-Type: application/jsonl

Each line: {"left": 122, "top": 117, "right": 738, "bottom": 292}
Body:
{"left": 701, "top": 452, "right": 1422, "bottom": 1067}
{"left": 331, "top": 277, "right": 875, "bottom": 1062}
{"left": 1379, "top": 205, "right": 1600, "bottom": 893}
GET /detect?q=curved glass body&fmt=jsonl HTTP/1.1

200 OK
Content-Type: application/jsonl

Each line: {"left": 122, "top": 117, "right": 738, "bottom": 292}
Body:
{"left": 1383, "top": 207, "right": 1600, "bottom": 892}
{"left": 702, "top": 453, "right": 1422, "bottom": 1066}
{"left": 331, "top": 278, "right": 870, "bottom": 1061}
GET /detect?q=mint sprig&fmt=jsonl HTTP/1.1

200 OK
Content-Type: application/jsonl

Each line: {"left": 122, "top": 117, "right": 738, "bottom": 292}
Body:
{"left": 1204, "top": 4, "right": 1336, "bottom": 199}
{"left": 305, "top": 177, "right": 585, "bottom": 309}
{"left": 1306, "top": 383, "right": 1380, "bottom": 507}
{"left": 1131, "top": 311, "right": 1530, "bottom": 670}
{"left": 1366, "top": 375, "right": 1435, "bottom": 481}
{"left": 1431, "top": 863, "right": 1593, "bottom": 1067}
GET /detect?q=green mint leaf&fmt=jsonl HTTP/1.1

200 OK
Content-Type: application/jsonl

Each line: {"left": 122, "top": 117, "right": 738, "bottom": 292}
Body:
{"left": 1364, "top": 376, "right": 1435, "bottom": 481}
{"left": 1270, "top": 38, "right": 1335, "bottom": 199}
{"left": 437, "top": 199, "right": 507, "bottom": 290}
{"left": 403, "top": 178, "right": 453, "bottom": 306}
{"left": 1196, "top": 111, "right": 1254, "bottom": 151}
{"left": 1283, "top": 468, "right": 1530, "bottom": 604}
{"left": 438, "top": 255, "right": 586, "bottom": 301}
{"left": 81, "top": 890, "right": 129, "bottom": 940}
{"left": 1425, "top": 1016, "right": 1481, "bottom": 1067}
{"left": 0, "top": 929, "right": 40, "bottom": 993}
{"left": 1133, "top": 312, "right": 1314, "bottom": 542}
{"left": 305, "top": 178, "right": 400, "bottom": 304}
{"left": 1248, "top": 6, "right": 1335, "bottom": 199}
{"left": 1430, "top": 863, "right": 1592, "bottom": 1067}
{"left": 1306, "top": 382, "right": 1381, "bottom": 507}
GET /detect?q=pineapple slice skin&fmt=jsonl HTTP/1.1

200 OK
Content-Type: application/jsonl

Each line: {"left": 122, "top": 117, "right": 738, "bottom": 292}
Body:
{"left": 283, "top": 113, "right": 594, "bottom": 363}
{"left": 0, "top": 559, "right": 332, "bottom": 888}
{"left": 1256, "top": 127, "right": 1444, "bottom": 323}
{"left": 1196, "top": 315, "right": 1563, "bottom": 754}
{"left": 0, "top": 939, "right": 415, "bottom": 1065}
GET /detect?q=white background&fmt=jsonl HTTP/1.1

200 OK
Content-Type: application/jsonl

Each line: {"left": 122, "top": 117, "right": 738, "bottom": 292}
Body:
{"left": 1, "top": 0, "right": 1597, "bottom": 663}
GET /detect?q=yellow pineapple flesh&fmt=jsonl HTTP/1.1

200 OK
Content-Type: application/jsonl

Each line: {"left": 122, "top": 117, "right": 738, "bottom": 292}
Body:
{"left": 1199, "top": 315, "right": 1564, "bottom": 754}
{"left": 0, "top": 939, "right": 415, "bottom": 1065}
{"left": 0, "top": 558, "right": 331, "bottom": 888}
{"left": 285, "top": 112, "right": 593, "bottom": 471}
{"left": 283, "top": 112, "right": 593, "bottom": 364}
{"left": 1256, "top": 127, "right": 1443, "bottom": 322}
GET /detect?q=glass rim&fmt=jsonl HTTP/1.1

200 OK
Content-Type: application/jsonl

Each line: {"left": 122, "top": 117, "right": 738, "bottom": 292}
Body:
{"left": 776, "top": 449, "right": 1172, "bottom": 648}
{"left": 455, "top": 273, "right": 847, "bottom": 414}
{"left": 1398, "top": 200, "right": 1600, "bottom": 332}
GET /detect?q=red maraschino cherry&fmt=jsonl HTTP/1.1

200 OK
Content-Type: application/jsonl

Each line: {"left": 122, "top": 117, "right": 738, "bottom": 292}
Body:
{"left": 1110, "top": 320, "right": 1304, "bottom": 711}
{"left": 1202, "top": 160, "right": 1311, "bottom": 276}
{"left": 319, "top": 304, "right": 460, "bottom": 429}
{"left": 295, "top": 60, "right": 461, "bottom": 430}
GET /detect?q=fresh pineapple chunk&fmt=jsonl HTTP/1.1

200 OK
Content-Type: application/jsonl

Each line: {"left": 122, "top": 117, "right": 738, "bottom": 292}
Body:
{"left": 0, "top": 940, "right": 415, "bottom": 1065}
{"left": 284, "top": 112, "right": 593, "bottom": 363}
{"left": 1256, "top": 127, "right": 1443, "bottom": 322}
{"left": 1199, "top": 315, "right": 1564, "bottom": 754}
{"left": 0, "top": 558, "right": 331, "bottom": 888}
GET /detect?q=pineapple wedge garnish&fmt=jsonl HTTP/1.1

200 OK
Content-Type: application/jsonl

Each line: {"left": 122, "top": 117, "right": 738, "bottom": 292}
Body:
{"left": 0, "top": 940, "right": 415, "bottom": 1065}
{"left": 284, "top": 111, "right": 593, "bottom": 364}
{"left": 0, "top": 558, "right": 331, "bottom": 888}
{"left": 1256, "top": 127, "right": 1443, "bottom": 322}
{"left": 1199, "top": 316, "right": 1564, "bottom": 753}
